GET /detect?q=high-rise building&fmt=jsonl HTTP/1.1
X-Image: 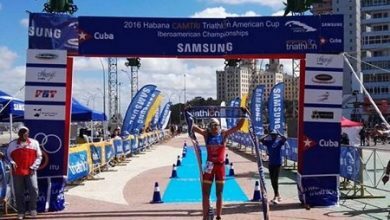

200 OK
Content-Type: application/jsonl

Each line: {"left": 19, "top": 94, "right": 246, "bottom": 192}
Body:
{"left": 216, "top": 59, "right": 299, "bottom": 103}
{"left": 216, "top": 59, "right": 253, "bottom": 102}
{"left": 361, "top": 0, "right": 390, "bottom": 100}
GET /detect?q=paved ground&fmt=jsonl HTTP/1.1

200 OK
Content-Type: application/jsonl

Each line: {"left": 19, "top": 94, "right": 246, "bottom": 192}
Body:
{"left": 1, "top": 133, "right": 389, "bottom": 219}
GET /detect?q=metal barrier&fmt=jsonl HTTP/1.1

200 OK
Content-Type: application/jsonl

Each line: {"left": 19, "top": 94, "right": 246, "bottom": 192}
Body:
{"left": 228, "top": 136, "right": 390, "bottom": 199}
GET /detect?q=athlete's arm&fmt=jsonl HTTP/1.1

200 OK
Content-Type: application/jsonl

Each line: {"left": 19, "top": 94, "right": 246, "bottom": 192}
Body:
{"left": 223, "top": 118, "right": 245, "bottom": 138}
{"left": 192, "top": 123, "right": 207, "bottom": 137}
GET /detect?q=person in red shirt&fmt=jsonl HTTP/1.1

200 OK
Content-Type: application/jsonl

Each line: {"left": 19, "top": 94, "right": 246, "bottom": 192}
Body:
{"left": 7, "top": 126, "right": 42, "bottom": 220}
{"left": 192, "top": 117, "right": 245, "bottom": 220}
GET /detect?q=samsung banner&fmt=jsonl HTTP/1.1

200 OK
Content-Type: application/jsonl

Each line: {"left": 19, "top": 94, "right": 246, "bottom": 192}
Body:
{"left": 268, "top": 83, "right": 285, "bottom": 134}
{"left": 298, "top": 53, "right": 343, "bottom": 206}
{"left": 134, "top": 90, "right": 161, "bottom": 132}
{"left": 29, "top": 13, "right": 78, "bottom": 55}
{"left": 25, "top": 49, "right": 71, "bottom": 212}
{"left": 121, "top": 84, "right": 157, "bottom": 134}
{"left": 250, "top": 85, "right": 265, "bottom": 136}
{"left": 78, "top": 15, "right": 343, "bottom": 57}
{"left": 158, "top": 102, "right": 172, "bottom": 129}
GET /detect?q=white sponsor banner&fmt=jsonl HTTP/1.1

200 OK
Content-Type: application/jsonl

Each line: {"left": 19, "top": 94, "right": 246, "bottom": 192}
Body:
{"left": 306, "top": 53, "right": 343, "bottom": 69}
{"left": 304, "top": 89, "right": 342, "bottom": 105}
{"left": 25, "top": 86, "right": 66, "bottom": 102}
{"left": 26, "top": 67, "right": 67, "bottom": 83}
{"left": 27, "top": 49, "right": 67, "bottom": 65}
{"left": 24, "top": 104, "right": 65, "bottom": 120}
{"left": 305, "top": 70, "right": 343, "bottom": 87}
{"left": 304, "top": 107, "right": 342, "bottom": 123}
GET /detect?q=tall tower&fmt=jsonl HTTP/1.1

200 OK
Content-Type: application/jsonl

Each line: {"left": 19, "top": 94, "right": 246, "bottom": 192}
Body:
{"left": 108, "top": 58, "right": 120, "bottom": 125}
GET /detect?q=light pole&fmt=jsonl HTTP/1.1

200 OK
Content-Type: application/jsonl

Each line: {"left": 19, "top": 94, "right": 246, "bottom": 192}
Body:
{"left": 99, "top": 58, "right": 106, "bottom": 119}
{"left": 183, "top": 73, "right": 187, "bottom": 104}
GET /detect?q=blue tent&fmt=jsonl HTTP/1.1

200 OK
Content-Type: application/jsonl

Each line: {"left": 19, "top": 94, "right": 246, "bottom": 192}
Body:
{"left": 0, "top": 90, "right": 106, "bottom": 122}
{"left": 71, "top": 98, "right": 107, "bottom": 121}
{"left": 0, "top": 90, "right": 24, "bottom": 122}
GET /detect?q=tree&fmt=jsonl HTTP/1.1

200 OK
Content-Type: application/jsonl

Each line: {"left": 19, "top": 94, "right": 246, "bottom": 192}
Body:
{"left": 43, "top": 0, "right": 78, "bottom": 14}
{"left": 283, "top": 0, "right": 322, "bottom": 16}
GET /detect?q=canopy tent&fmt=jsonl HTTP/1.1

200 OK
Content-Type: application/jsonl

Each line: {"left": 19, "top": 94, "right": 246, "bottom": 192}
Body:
{"left": 341, "top": 117, "right": 363, "bottom": 146}
{"left": 341, "top": 117, "right": 363, "bottom": 127}
{"left": 0, "top": 90, "right": 24, "bottom": 122}
{"left": 71, "top": 98, "right": 107, "bottom": 121}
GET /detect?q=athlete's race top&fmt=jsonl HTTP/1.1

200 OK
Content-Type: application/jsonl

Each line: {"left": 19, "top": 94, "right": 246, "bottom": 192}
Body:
{"left": 205, "top": 132, "right": 225, "bottom": 164}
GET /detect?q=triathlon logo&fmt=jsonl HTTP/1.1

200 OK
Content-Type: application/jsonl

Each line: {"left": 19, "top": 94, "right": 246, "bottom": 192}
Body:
{"left": 34, "top": 132, "right": 62, "bottom": 154}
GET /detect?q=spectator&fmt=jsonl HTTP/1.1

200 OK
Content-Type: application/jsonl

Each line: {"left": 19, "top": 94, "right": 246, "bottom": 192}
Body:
{"left": 111, "top": 127, "right": 121, "bottom": 139}
{"left": 341, "top": 132, "right": 350, "bottom": 145}
{"left": 7, "top": 126, "right": 42, "bottom": 219}
{"left": 259, "top": 129, "right": 287, "bottom": 204}
{"left": 382, "top": 160, "right": 389, "bottom": 185}
{"left": 359, "top": 126, "right": 366, "bottom": 146}
{"left": 76, "top": 129, "right": 89, "bottom": 144}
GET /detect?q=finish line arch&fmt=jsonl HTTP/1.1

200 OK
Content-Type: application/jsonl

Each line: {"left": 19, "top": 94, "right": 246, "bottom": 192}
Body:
{"left": 26, "top": 13, "right": 344, "bottom": 211}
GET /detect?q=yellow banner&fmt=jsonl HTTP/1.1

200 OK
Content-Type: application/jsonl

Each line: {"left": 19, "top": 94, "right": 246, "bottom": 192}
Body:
{"left": 240, "top": 94, "right": 250, "bottom": 133}
{"left": 144, "top": 94, "right": 163, "bottom": 130}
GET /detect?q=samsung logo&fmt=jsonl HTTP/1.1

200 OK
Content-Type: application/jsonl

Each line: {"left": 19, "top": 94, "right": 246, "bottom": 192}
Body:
{"left": 312, "top": 74, "right": 335, "bottom": 84}
{"left": 35, "top": 53, "right": 58, "bottom": 60}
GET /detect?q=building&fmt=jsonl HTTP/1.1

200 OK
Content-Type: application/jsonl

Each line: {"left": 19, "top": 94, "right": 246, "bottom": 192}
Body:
{"left": 361, "top": 0, "right": 390, "bottom": 100}
{"left": 216, "top": 59, "right": 254, "bottom": 102}
{"left": 217, "top": 59, "right": 299, "bottom": 103}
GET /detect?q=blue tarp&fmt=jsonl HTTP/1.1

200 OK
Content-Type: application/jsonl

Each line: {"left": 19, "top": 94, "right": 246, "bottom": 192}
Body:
{"left": 71, "top": 98, "right": 106, "bottom": 121}
{"left": 0, "top": 90, "right": 24, "bottom": 122}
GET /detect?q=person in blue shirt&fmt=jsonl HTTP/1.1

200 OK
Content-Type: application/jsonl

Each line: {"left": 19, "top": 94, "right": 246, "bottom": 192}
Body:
{"left": 259, "top": 129, "right": 286, "bottom": 204}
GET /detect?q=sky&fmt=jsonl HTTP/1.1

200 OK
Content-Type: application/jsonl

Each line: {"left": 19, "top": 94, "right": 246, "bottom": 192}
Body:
{"left": 0, "top": 0, "right": 293, "bottom": 116}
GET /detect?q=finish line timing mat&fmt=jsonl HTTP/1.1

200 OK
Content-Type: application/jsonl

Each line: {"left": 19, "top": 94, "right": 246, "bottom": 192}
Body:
{"left": 162, "top": 146, "right": 248, "bottom": 203}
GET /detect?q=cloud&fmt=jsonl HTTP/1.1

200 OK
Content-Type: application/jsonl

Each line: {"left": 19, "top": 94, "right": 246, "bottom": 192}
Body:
{"left": 208, "top": 0, "right": 283, "bottom": 9}
{"left": 192, "top": 7, "right": 259, "bottom": 18}
{"left": 20, "top": 18, "right": 29, "bottom": 28}
{"left": 0, "top": 65, "right": 26, "bottom": 99}
{"left": 0, "top": 46, "right": 18, "bottom": 70}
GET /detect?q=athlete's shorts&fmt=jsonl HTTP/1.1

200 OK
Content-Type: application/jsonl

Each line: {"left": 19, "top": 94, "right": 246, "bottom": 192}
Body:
{"left": 203, "top": 162, "right": 225, "bottom": 184}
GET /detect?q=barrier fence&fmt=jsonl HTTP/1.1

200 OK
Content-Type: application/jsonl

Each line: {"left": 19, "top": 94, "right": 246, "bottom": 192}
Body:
{"left": 228, "top": 135, "right": 390, "bottom": 198}
{"left": 0, "top": 129, "right": 172, "bottom": 213}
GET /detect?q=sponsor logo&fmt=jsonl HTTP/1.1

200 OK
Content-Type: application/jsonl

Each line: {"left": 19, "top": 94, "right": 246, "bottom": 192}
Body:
{"left": 33, "top": 108, "right": 59, "bottom": 118}
{"left": 285, "top": 21, "right": 317, "bottom": 32}
{"left": 28, "top": 26, "right": 61, "bottom": 39}
{"left": 37, "top": 69, "right": 56, "bottom": 81}
{"left": 317, "top": 92, "right": 330, "bottom": 102}
{"left": 35, "top": 90, "right": 57, "bottom": 98}
{"left": 35, "top": 53, "right": 58, "bottom": 60}
{"left": 312, "top": 74, "right": 335, "bottom": 84}
{"left": 311, "top": 110, "right": 334, "bottom": 119}
{"left": 177, "top": 42, "right": 233, "bottom": 53}
{"left": 316, "top": 56, "right": 333, "bottom": 66}
{"left": 321, "top": 22, "right": 343, "bottom": 27}
{"left": 286, "top": 39, "right": 317, "bottom": 51}
{"left": 13, "top": 103, "right": 24, "bottom": 111}
{"left": 319, "top": 139, "right": 339, "bottom": 147}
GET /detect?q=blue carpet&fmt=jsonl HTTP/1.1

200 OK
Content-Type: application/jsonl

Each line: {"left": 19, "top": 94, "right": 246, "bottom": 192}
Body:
{"left": 162, "top": 146, "right": 248, "bottom": 203}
